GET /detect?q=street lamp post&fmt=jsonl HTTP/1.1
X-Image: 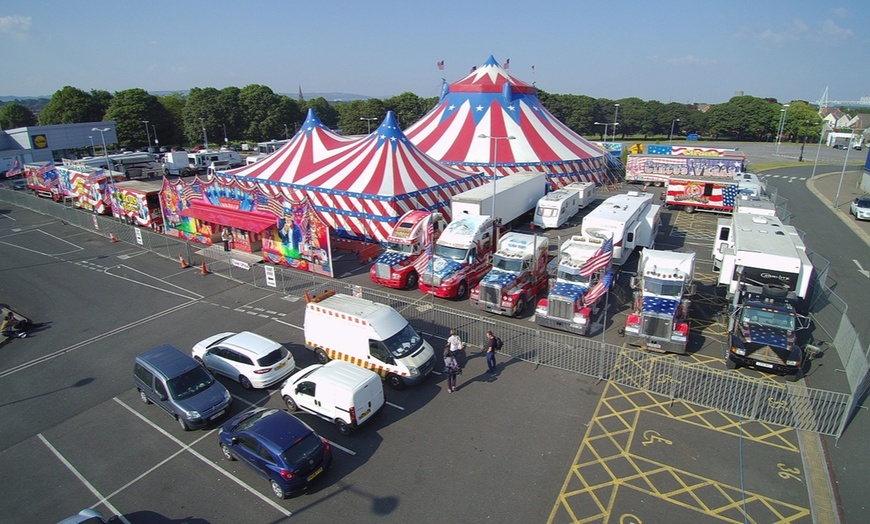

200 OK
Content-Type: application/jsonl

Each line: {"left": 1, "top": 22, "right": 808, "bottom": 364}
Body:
{"left": 92, "top": 127, "right": 113, "bottom": 174}
{"left": 200, "top": 118, "right": 208, "bottom": 151}
{"left": 88, "top": 136, "right": 96, "bottom": 157}
{"left": 834, "top": 131, "right": 854, "bottom": 209}
{"left": 152, "top": 125, "right": 158, "bottom": 151}
{"left": 222, "top": 124, "right": 228, "bottom": 145}
{"left": 284, "top": 123, "right": 289, "bottom": 140}
{"left": 142, "top": 120, "right": 151, "bottom": 152}
{"left": 669, "top": 118, "right": 680, "bottom": 144}
{"left": 360, "top": 117, "right": 377, "bottom": 134}
{"left": 776, "top": 104, "right": 790, "bottom": 153}
{"left": 811, "top": 120, "right": 827, "bottom": 178}
{"left": 593, "top": 122, "right": 610, "bottom": 142}
{"left": 612, "top": 103, "right": 620, "bottom": 142}
{"left": 477, "top": 133, "right": 515, "bottom": 239}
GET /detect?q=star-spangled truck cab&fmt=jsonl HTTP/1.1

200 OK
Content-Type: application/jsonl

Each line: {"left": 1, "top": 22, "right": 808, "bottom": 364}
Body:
{"left": 470, "top": 232, "right": 549, "bottom": 317}
{"left": 419, "top": 215, "right": 495, "bottom": 299}
{"left": 370, "top": 210, "right": 446, "bottom": 290}
{"left": 534, "top": 235, "right": 610, "bottom": 335}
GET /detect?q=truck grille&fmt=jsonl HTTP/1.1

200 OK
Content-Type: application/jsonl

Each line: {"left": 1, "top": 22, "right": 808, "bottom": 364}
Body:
{"left": 422, "top": 273, "right": 441, "bottom": 287}
{"left": 641, "top": 315, "right": 671, "bottom": 340}
{"left": 480, "top": 284, "right": 500, "bottom": 305}
{"left": 548, "top": 297, "right": 574, "bottom": 320}
{"left": 375, "top": 263, "right": 391, "bottom": 279}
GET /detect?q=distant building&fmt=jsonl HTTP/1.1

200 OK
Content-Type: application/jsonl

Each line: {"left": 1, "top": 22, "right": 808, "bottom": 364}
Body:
{"left": 1, "top": 122, "right": 117, "bottom": 174}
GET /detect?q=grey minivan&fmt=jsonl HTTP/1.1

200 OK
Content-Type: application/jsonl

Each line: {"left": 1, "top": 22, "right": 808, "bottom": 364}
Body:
{"left": 134, "top": 344, "right": 232, "bottom": 430}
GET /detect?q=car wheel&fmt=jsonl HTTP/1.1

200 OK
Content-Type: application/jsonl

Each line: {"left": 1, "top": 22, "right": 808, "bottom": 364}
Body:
{"left": 786, "top": 373, "right": 800, "bottom": 382}
{"left": 386, "top": 373, "right": 405, "bottom": 391}
{"left": 514, "top": 297, "right": 527, "bottom": 317}
{"left": 177, "top": 416, "right": 189, "bottom": 431}
{"left": 138, "top": 389, "right": 151, "bottom": 404}
{"left": 220, "top": 443, "right": 235, "bottom": 461}
{"left": 315, "top": 348, "right": 330, "bottom": 365}
{"left": 239, "top": 375, "right": 253, "bottom": 390}
{"left": 283, "top": 395, "right": 298, "bottom": 412}
{"left": 456, "top": 281, "right": 468, "bottom": 299}
{"left": 270, "top": 480, "right": 288, "bottom": 500}
{"left": 335, "top": 418, "right": 352, "bottom": 435}
{"left": 405, "top": 271, "right": 419, "bottom": 290}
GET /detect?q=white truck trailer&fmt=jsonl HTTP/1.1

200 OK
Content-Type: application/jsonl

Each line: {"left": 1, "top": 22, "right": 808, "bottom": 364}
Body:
{"left": 580, "top": 191, "right": 660, "bottom": 266}
{"left": 451, "top": 171, "right": 547, "bottom": 227}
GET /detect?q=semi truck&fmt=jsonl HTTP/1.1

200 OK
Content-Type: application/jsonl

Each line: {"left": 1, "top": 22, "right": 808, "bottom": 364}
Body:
{"left": 419, "top": 214, "right": 495, "bottom": 299}
{"left": 533, "top": 181, "right": 596, "bottom": 229}
{"left": 451, "top": 171, "right": 547, "bottom": 227}
{"left": 369, "top": 210, "right": 447, "bottom": 289}
{"left": 109, "top": 179, "right": 165, "bottom": 228}
{"left": 623, "top": 250, "right": 696, "bottom": 354}
{"left": 580, "top": 191, "right": 660, "bottom": 266}
{"left": 534, "top": 234, "right": 613, "bottom": 335}
{"left": 469, "top": 232, "right": 549, "bottom": 317}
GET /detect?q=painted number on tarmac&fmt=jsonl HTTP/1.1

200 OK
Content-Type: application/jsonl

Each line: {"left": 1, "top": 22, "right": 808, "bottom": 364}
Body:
{"left": 777, "top": 463, "right": 803, "bottom": 482}
{"left": 641, "top": 430, "right": 673, "bottom": 447}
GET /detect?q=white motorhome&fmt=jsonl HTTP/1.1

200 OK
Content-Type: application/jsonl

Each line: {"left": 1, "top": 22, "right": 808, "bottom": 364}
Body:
{"left": 188, "top": 150, "right": 243, "bottom": 172}
{"left": 303, "top": 291, "right": 437, "bottom": 389}
{"left": 451, "top": 172, "right": 547, "bottom": 226}
{"left": 280, "top": 361, "right": 385, "bottom": 435}
{"left": 712, "top": 213, "right": 813, "bottom": 303}
{"left": 580, "top": 191, "right": 660, "bottom": 266}
{"left": 533, "top": 181, "right": 596, "bottom": 228}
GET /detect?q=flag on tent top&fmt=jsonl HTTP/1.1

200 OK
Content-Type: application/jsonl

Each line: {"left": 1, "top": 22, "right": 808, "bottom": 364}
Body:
{"left": 470, "top": 65, "right": 477, "bottom": 73}
{"left": 436, "top": 60, "right": 445, "bottom": 71}
{"left": 503, "top": 58, "right": 510, "bottom": 69}
{"left": 579, "top": 236, "right": 613, "bottom": 277}
{"left": 583, "top": 269, "right": 613, "bottom": 307}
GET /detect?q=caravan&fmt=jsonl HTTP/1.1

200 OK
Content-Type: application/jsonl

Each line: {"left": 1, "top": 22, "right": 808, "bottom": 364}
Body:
{"left": 188, "top": 150, "right": 243, "bottom": 173}
{"left": 580, "top": 192, "right": 660, "bottom": 266}
{"left": 533, "top": 182, "right": 596, "bottom": 228}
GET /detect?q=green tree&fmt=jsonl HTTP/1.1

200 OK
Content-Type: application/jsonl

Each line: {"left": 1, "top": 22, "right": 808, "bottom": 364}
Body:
{"left": 183, "top": 87, "right": 222, "bottom": 146}
{"left": 706, "top": 95, "right": 777, "bottom": 140}
{"left": 336, "top": 99, "right": 387, "bottom": 135}
{"left": 237, "top": 85, "right": 301, "bottom": 142}
{"left": 384, "top": 92, "right": 428, "bottom": 128}
{"left": 216, "top": 87, "right": 242, "bottom": 144}
{"left": 105, "top": 88, "right": 171, "bottom": 149}
{"left": 780, "top": 101, "right": 822, "bottom": 143}
{"left": 613, "top": 97, "right": 647, "bottom": 139}
{"left": 0, "top": 102, "right": 37, "bottom": 128}
{"left": 303, "top": 97, "right": 340, "bottom": 129}
{"left": 38, "top": 86, "right": 104, "bottom": 124}
{"left": 91, "top": 90, "right": 113, "bottom": 118}
{"left": 156, "top": 92, "right": 186, "bottom": 148}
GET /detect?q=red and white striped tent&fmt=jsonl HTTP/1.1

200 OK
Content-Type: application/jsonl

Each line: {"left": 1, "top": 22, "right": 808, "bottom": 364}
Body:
{"left": 404, "top": 55, "right": 609, "bottom": 188}
{"left": 221, "top": 110, "right": 486, "bottom": 242}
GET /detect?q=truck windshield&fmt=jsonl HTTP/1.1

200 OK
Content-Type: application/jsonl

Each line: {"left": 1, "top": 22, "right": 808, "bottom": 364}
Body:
{"left": 492, "top": 255, "right": 524, "bottom": 272}
{"left": 435, "top": 245, "right": 468, "bottom": 261}
{"left": 382, "top": 323, "right": 424, "bottom": 358}
{"left": 740, "top": 307, "right": 795, "bottom": 331}
{"left": 643, "top": 277, "right": 683, "bottom": 297}
{"left": 385, "top": 242, "right": 414, "bottom": 254}
{"left": 557, "top": 271, "right": 591, "bottom": 285}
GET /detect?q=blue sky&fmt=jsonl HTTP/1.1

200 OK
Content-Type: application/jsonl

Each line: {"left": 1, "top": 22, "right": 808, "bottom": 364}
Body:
{"left": 1, "top": 1, "right": 867, "bottom": 105}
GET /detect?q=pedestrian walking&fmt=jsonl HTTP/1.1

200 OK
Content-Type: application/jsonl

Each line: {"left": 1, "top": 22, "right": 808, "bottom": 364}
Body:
{"left": 447, "top": 329, "right": 464, "bottom": 356}
{"left": 485, "top": 330, "right": 501, "bottom": 373}
{"left": 444, "top": 350, "right": 461, "bottom": 392}
{"left": 221, "top": 228, "right": 232, "bottom": 251}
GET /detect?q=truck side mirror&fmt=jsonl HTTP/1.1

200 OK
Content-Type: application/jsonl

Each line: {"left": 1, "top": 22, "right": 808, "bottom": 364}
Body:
{"left": 629, "top": 276, "right": 639, "bottom": 288}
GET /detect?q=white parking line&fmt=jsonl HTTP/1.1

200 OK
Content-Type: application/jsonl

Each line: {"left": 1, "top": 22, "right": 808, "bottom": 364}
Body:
{"left": 38, "top": 434, "right": 131, "bottom": 524}
{"left": 113, "top": 398, "right": 293, "bottom": 518}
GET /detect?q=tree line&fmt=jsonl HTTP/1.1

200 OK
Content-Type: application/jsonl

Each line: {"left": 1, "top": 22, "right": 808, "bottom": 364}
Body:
{"left": 0, "top": 84, "right": 850, "bottom": 151}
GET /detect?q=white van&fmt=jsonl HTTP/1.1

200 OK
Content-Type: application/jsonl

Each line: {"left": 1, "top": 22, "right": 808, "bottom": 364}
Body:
{"left": 533, "top": 182, "right": 596, "bottom": 228}
{"left": 280, "top": 361, "right": 385, "bottom": 435}
{"left": 304, "top": 291, "right": 436, "bottom": 390}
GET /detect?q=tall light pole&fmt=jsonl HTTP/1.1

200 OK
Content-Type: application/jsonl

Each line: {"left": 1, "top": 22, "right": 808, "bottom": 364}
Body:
{"left": 477, "top": 133, "right": 515, "bottom": 239}
{"left": 142, "top": 120, "right": 151, "bottom": 152}
{"left": 92, "top": 127, "right": 113, "bottom": 174}
{"left": 834, "top": 130, "right": 854, "bottom": 209}
{"left": 222, "top": 123, "right": 228, "bottom": 145}
{"left": 776, "top": 104, "right": 790, "bottom": 153}
{"left": 88, "top": 135, "right": 96, "bottom": 156}
{"left": 594, "top": 122, "right": 610, "bottom": 142}
{"left": 284, "top": 123, "right": 289, "bottom": 139}
{"left": 360, "top": 117, "right": 377, "bottom": 134}
{"left": 200, "top": 118, "right": 208, "bottom": 151}
{"left": 152, "top": 124, "right": 158, "bottom": 151}
{"left": 811, "top": 120, "right": 827, "bottom": 178}
{"left": 669, "top": 118, "right": 680, "bottom": 144}
{"left": 612, "top": 103, "right": 620, "bottom": 142}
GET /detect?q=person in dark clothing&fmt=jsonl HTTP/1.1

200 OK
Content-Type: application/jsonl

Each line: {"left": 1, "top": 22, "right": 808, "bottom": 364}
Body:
{"left": 444, "top": 350, "right": 461, "bottom": 392}
{"left": 485, "top": 331, "right": 498, "bottom": 373}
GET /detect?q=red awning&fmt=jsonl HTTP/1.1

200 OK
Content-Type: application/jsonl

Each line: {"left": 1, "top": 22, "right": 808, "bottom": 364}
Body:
{"left": 179, "top": 202, "right": 275, "bottom": 232}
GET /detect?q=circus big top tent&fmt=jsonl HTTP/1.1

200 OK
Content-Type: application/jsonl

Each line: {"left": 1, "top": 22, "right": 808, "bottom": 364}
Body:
{"left": 222, "top": 110, "right": 486, "bottom": 242}
{"left": 404, "top": 55, "right": 609, "bottom": 188}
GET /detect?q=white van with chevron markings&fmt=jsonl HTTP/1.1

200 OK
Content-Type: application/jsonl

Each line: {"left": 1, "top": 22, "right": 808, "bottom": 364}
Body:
{"left": 303, "top": 291, "right": 436, "bottom": 390}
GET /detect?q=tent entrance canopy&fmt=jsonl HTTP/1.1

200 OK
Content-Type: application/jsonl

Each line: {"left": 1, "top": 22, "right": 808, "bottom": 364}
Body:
{"left": 179, "top": 202, "right": 275, "bottom": 232}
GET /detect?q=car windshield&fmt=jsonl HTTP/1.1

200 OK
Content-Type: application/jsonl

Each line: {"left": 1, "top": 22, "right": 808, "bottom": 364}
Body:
{"left": 382, "top": 323, "right": 424, "bottom": 358}
{"left": 257, "top": 347, "right": 288, "bottom": 367}
{"left": 232, "top": 408, "right": 279, "bottom": 432}
{"left": 557, "top": 270, "right": 591, "bottom": 285}
{"left": 281, "top": 433, "right": 323, "bottom": 468}
{"left": 208, "top": 334, "right": 234, "bottom": 348}
{"left": 385, "top": 242, "right": 414, "bottom": 254}
{"left": 434, "top": 245, "right": 468, "bottom": 261}
{"left": 167, "top": 366, "right": 215, "bottom": 400}
{"left": 741, "top": 307, "right": 795, "bottom": 331}
{"left": 492, "top": 255, "right": 524, "bottom": 272}
{"left": 856, "top": 199, "right": 870, "bottom": 209}
{"left": 643, "top": 277, "right": 683, "bottom": 297}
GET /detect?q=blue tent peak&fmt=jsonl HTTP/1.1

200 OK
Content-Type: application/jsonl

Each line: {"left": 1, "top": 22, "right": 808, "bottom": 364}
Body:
{"left": 375, "top": 111, "right": 407, "bottom": 147}
{"left": 483, "top": 55, "right": 500, "bottom": 67}
{"left": 301, "top": 108, "right": 327, "bottom": 133}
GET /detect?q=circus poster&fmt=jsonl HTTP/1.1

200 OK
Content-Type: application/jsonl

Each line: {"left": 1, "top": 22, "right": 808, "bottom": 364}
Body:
{"left": 263, "top": 198, "right": 333, "bottom": 278}
{"left": 159, "top": 178, "right": 215, "bottom": 244}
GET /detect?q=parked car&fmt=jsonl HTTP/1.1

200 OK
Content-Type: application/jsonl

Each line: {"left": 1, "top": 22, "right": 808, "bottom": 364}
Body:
{"left": 192, "top": 331, "right": 295, "bottom": 390}
{"left": 850, "top": 196, "right": 870, "bottom": 221}
{"left": 218, "top": 407, "right": 332, "bottom": 499}
{"left": 832, "top": 143, "right": 847, "bottom": 150}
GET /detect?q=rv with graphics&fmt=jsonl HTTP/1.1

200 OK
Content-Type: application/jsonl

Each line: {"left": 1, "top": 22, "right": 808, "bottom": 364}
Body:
{"left": 469, "top": 232, "right": 550, "bottom": 317}
{"left": 534, "top": 234, "right": 613, "bottom": 335}
{"left": 109, "top": 179, "right": 165, "bottom": 228}
{"left": 625, "top": 154, "right": 746, "bottom": 186}
{"left": 580, "top": 192, "right": 660, "bottom": 266}
{"left": 623, "top": 250, "right": 696, "bottom": 354}
{"left": 419, "top": 215, "right": 496, "bottom": 299}
{"left": 533, "top": 181, "right": 596, "bottom": 228}
{"left": 370, "top": 210, "right": 447, "bottom": 290}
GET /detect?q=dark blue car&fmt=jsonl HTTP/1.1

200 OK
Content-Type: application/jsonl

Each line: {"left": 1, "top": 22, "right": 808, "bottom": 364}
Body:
{"left": 218, "top": 407, "right": 332, "bottom": 499}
